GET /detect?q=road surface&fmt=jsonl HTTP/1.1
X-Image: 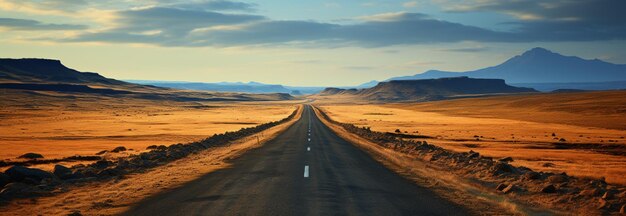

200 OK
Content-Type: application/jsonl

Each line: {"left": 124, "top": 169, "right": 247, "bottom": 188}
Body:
{"left": 124, "top": 105, "right": 468, "bottom": 215}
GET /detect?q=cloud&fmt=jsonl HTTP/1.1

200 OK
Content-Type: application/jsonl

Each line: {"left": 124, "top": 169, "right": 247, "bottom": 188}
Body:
{"left": 50, "top": 1, "right": 626, "bottom": 48}
{"left": 445, "top": 0, "right": 626, "bottom": 41}
{"left": 402, "top": 1, "right": 419, "bottom": 8}
{"left": 170, "top": 1, "right": 257, "bottom": 12}
{"left": 0, "top": 17, "right": 87, "bottom": 30}
{"left": 442, "top": 46, "right": 489, "bottom": 52}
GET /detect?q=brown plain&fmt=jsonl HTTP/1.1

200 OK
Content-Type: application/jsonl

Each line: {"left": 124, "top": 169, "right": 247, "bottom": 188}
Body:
{"left": 315, "top": 90, "right": 626, "bottom": 185}
{"left": 0, "top": 89, "right": 301, "bottom": 160}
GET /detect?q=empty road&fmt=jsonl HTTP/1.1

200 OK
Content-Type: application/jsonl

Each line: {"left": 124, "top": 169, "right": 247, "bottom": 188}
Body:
{"left": 124, "top": 105, "right": 467, "bottom": 215}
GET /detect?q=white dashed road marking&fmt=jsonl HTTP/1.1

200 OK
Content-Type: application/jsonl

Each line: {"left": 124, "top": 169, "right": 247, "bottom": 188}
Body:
{"left": 304, "top": 165, "right": 309, "bottom": 178}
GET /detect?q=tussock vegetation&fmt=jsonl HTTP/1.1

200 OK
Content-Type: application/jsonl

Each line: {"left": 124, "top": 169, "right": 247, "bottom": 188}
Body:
{"left": 315, "top": 106, "right": 626, "bottom": 215}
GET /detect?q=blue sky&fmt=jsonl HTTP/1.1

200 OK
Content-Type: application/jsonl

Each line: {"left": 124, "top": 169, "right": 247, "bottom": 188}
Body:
{"left": 0, "top": 0, "right": 625, "bottom": 86}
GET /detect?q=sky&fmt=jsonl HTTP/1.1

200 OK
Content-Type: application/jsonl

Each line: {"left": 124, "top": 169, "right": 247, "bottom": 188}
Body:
{"left": 1, "top": 0, "right": 625, "bottom": 86}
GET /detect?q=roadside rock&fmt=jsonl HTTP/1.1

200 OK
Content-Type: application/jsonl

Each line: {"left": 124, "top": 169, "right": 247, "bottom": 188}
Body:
{"left": 541, "top": 184, "right": 557, "bottom": 193}
{"left": 548, "top": 174, "right": 569, "bottom": 184}
{"left": 0, "top": 182, "right": 45, "bottom": 198}
{"left": 4, "top": 166, "right": 54, "bottom": 182}
{"left": 579, "top": 188, "right": 601, "bottom": 197}
{"left": 496, "top": 183, "right": 508, "bottom": 191}
{"left": 0, "top": 172, "right": 9, "bottom": 188}
{"left": 491, "top": 162, "right": 515, "bottom": 176}
{"left": 597, "top": 198, "right": 607, "bottom": 209}
{"left": 502, "top": 184, "right": 516, "bottom": 194}
{"left": 522, "top": 171, "right": 541, "bottom": 180}
{"left": 498, "top": 157, "right": 514, "bottom": 163}
{"left": 53, "top": 165, "right": 73, "bottom": 180}
{"left": 111, "top": 146, "right": 127, "bottom": 153}
{"left": 468, "top": 152, "right": 480, "bottom": 158}
{"left": 146, "top": 145, "right": 158, "bottom": 150}
{"left": 17, "top": 153, "right": 44, "bottom": 159}
{"left": 67, "top": 210, "right": 83, "bottom": 216}
{"left": 93, "top": 160, "right": 112, "bottom": 169}
{"left": 97, "top": 168, "right": 125, "bottom": 178}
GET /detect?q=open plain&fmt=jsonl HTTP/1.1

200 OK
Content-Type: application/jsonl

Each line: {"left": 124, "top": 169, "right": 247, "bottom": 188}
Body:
{"left": 0, "top": 89, "right": 300, "bottom": 164}
{"left": 315, "top": 90, "right": 626, "bottom": 185}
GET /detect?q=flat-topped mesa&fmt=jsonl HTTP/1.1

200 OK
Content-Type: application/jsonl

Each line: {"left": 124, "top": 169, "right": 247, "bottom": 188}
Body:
{"left": 319, "top": 87, "right": 358, "bottom": 95}
{"left": 0, "top": 58, "right": 121, "bottom": 84}
{"left": 318, "top": 77, "right": 537, "bottom": 101}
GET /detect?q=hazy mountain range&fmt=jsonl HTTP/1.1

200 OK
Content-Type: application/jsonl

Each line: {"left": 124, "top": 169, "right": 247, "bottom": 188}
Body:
{"left": 361, "top": 47, "right": 626, "bottom": 91}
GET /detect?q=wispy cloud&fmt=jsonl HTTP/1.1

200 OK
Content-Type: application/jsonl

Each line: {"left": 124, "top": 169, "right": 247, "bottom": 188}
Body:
{"left": 0, "top": 18, "right": 87, "bottom": 30}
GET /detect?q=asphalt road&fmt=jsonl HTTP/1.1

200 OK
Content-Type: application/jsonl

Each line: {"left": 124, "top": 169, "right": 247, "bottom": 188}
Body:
{"left": 123, "top": 105, "right": 468, "bottom": 216}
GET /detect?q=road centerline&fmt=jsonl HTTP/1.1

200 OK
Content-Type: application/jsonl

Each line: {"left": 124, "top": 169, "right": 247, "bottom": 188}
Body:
{"left": 304, "top": 165, "right": 309, "bottom": 178}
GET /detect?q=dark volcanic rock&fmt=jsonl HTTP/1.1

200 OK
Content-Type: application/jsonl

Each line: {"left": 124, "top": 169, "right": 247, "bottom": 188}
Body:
{"left": 0, "top": 172, "right": 9, "bottom": 188}
{"left": 522, "top": 171, "right": 541, "bottom": 180}
{"left": 111, "top": 146, "right": 127, "bottom": 153}
{"left": 541, "top": 184, "right": 557, "bottom": 193}
{"left": 17, "top": 153, "right": 44, "bottom": 159}
{"left": 498, "top": 157, "right": 514, "bottom": 163}
{"left": 491, "top": 162, "right": 515, "bottom": 175}
{"left": 53, "top": 165, "right": 73, "bottom": 180}
{"left": 496, "top": 183, "right": 508, "bottom": 191}
{"left": 548, "top": 174, "right": 569, "bottom": 184}
{"left": 5, "top": 165, "right": 54, "bottom": 182}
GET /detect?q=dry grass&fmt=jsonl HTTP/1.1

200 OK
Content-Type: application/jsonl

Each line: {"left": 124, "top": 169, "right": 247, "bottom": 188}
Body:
{"left": 0, "top": 105, "right": 303, "bottom": 216}
{"left": 0, "top": 89, "right": 301, "bottom": 161}
{"left": 314, "top": 91, "right": 626, "bottom": 185}
{"left": 311, "top": 106, "right": 533, "bottom": 215}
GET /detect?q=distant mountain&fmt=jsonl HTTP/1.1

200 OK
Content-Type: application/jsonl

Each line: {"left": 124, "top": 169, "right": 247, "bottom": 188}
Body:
{"left": 0, "top": 58, "right": 128, "bottom": 86}
{"left": 378, "top": 47, "right": 626, "bottom": 90}
{"left": 0, "top": 58, "right": 294, "bottom": 101}
{"left": 321, "top": 77, "right": 536, "bottom": 102}
{"left": 131, "top": 81, "right": 292, "bottom": 94}
{"left": 128, "top": 80, "right": 326, "bottom": 95}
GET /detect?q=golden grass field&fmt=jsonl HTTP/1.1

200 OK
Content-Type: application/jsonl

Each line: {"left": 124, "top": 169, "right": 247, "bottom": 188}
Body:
{"left": 0, "top": 89, "right": 300, "bottom": 161}
{"left": 0, "top": 105, "right": 303, "bottom": 216}
{"left": 315, "top": 90, "right": 626, "bottom": 185}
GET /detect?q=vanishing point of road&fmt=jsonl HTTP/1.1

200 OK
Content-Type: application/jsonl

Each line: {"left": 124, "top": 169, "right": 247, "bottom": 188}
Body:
{"left": 123, "top": 105, "right": 468, "bottom": 216}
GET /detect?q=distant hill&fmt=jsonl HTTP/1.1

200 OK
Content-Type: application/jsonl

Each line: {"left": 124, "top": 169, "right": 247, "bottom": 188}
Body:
{"left": 132, "top": 81, "right": 292, "bottom": 94}
{"left": 0, "top": 58, "right": 128, "bottom": 86}
{"left": 128, "top": 80, "right": 326, "bottom": 95}
{"left": 372, "top": 47, "right": 626, "bottom": 90}
{"left": 320, "top": 77, "right": 536, "bottom": 102}
{"left": 0, "top": 58, "right": 293, "bottom": 101}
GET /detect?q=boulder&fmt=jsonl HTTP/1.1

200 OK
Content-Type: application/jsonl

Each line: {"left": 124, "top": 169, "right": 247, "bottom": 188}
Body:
{"left": 597, "top": 198, "right": 607, "bottom": 209}
{"left": 53, "top": 165, "right": 73, "bottom": 180}
{"left": 92, "top": 160, "right": 112, "bottom": 169}
{"left": 67, "top": 210, "right": 83, "bottom": 216}
{"left": 4, "top": 166, "right": 54, "bottom": 182}
{"left": 522, "top": 171, "right": 541, "bottom": 180}
{"left": 502, "top": 184, "right": 516, "bottom": 194}
{"left": 547, "top": 174, "right": 569, "bottom": 184}
{"left": 111, "top": 146, "right": 127, "bottom": 153}
{"left": 0, "top": 182, "right": 30, "bottom": 198}
{"left": 0, "top": 172, "right": 9, "bottom": 188}
{"left": 95, "top": 150, "right": 108, "bottom": 155}
{"left": 579, "top": 188, "right": 601, "bottom": 197}
{"left": 498, "top": 157, "right": 514, "bottom": 163}
{"left": 496, "top": 183, "right": 508, "bottom": 191}
{"left": 491, "top": 162, "right": 515, "bottom": 176}
{"left": 541, "top": 184, "right": 557, "bottom": 193}
{"left": 468, "top": 152, "right": 480, "bottom": 158}
{"left": 97, "top": 168, "right": 125, "bottom": 177}
{"left": 146, "top": 145, "right": 158, "bottom": 150}
{"left": 17, "top": 153, "right": 44, "bottom": 159}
